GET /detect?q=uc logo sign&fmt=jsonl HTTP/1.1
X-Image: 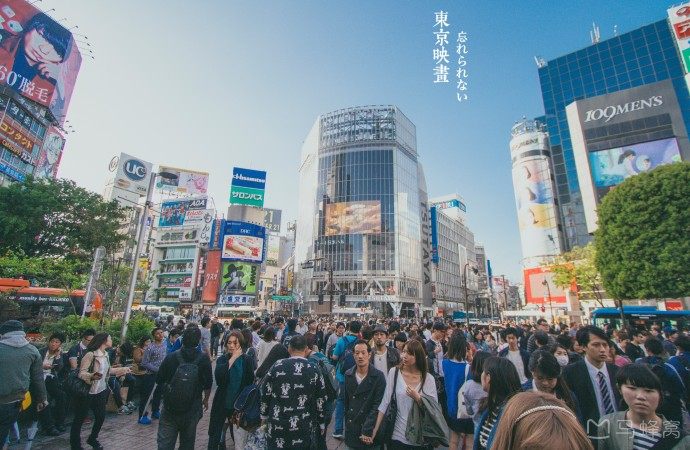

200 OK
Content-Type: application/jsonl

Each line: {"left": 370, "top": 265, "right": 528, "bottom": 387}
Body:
{"left": 124, "top": 159, "right": 147, "bottom": 181}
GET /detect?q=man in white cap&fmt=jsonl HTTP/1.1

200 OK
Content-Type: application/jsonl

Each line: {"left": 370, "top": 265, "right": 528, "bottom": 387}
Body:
{"left": 0, "top": 320, "right": 48, "bottom": 444}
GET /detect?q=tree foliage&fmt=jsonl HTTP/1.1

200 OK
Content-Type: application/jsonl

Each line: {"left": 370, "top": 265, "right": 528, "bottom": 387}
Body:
{"left": 550, "top": 242, "right": 605, "bottom": 306}
{"left": 595, "top": 162, "right": 690, "bottom": 300}
{"left": 0, "top": 249, "right": 87, "bottom": 290}
{"left": 0, "top": 177, "right": 127, "bottom": 264}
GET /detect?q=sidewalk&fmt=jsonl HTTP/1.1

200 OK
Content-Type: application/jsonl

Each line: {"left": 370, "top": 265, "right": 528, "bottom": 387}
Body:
{"left": 18, "top": 404, "right": 346, "bottom": 450}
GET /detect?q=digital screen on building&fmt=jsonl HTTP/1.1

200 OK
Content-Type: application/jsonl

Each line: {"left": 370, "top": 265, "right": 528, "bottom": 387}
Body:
{"left": 0, "top": 1, "right": 82, "bottom": 124}
{"left": 221, "top": 234, "right": 264, "bottom": 263}
{"left": 324, "top": 200, "right": 382, "bottom": 236}
{"left": 588, "top": 138, "right": 681, "bottom": 200}
{"left": 220, "top": 262, "right": 257, "bottom": 294}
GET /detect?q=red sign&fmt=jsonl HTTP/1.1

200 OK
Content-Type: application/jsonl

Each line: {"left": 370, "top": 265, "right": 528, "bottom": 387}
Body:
{"left": 674, "top": 20, "right": 690, "bottom": 39}
{"left": 523, "top": 266, "right": 570, "bottom": 305}
{"left": 201, "top": 250, "right": 221, "bottom": 304}
{"left": 665, "top": 300, "right": 683, "bottom": 311}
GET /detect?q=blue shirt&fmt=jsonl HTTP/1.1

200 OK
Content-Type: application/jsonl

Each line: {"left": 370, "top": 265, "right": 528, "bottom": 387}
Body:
{"left": 442, "top": 359, "right": 470, "bottom": 417}
{"left": 332, "top": 334, "right": 357, "bottom": 383}
{"left": 166, "top": 337, "right": 182, "bottom": 353}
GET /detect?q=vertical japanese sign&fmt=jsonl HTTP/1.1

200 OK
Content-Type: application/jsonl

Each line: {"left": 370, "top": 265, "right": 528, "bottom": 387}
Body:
{"left": 456, "top": 31, "right": 469, "bottom": 102}
{"left": 201, "top": 250, "right": 221, "bottom": 303}
{"left": 433, "top": 11, "right": 450, "bottom": 84}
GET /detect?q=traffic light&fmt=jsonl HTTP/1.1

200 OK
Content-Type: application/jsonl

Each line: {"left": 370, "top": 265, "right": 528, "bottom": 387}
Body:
{"left": 339, "top": 293, "right": 346, "bottom": 306}
{"left": 318, "top": 293, "right": 324, "bottom": 305}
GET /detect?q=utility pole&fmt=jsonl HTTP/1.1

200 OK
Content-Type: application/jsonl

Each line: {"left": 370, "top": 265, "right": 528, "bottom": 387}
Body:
{"left": 501, "top": 275, "right": 508, "bottom": 310}
{"left": 82, "top": 246, "right": 106, "bottom": 319}
{"left": 328, "top": 260, "right": 334, "bottom": 314}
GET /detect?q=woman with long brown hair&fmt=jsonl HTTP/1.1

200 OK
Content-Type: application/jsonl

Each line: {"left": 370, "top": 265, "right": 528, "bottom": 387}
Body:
{"left": 491, "top": 391, "right": 593, "bottom": 449}
{"left": 372, "top": 339, "right": 437, "bottom": 449}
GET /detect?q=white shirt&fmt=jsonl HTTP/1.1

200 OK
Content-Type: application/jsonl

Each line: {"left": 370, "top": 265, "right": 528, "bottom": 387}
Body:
{"left": 378, "top": 368, "right": 437, "bottom": 446}
{"left": 431, "top": 339, "right": 444, "bottom": 377}
{"left": 423, "top": 329, "right": 432, "bottom": 340}
{"left": 585, "top": 356, "right": 617, "bottom": 416}
{"left": 373, "top": 350, "right": 387, "bottom": 374}
{"left": 506, "top": 349, "right": 527, "bottom": 384}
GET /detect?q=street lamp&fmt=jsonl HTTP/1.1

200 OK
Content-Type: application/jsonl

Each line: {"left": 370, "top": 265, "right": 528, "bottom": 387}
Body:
{"left": 542, "top": 278, "right": 554, "bottom": 324}
{"left": 463, "top": 263, "right": 479, "bottom": 327}
{"left": 121, "top": 170, "right": 178, "bottom": 341}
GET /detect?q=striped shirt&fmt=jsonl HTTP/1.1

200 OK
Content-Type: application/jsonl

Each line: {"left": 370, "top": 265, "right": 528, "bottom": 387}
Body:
{"left": 631, "top": 426, "right": 661, "bottom": 450}
{"left": 478, "top": 409, "right": 499, "bottom": 449}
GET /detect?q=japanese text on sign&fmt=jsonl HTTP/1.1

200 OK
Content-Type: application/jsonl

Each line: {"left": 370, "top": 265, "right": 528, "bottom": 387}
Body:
{"left": 433, "top": 11, "right": 450, "bottom": 83}
{"left": 0, "top": 120, "right": 35, "bottom": 150}
{"left": 457, "top": 31, "right": 469, "bottom": 102}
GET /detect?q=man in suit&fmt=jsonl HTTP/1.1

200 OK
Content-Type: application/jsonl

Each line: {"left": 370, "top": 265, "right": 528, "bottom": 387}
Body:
{"left": 563, "top": 325, "right": 621, "bottom": 440}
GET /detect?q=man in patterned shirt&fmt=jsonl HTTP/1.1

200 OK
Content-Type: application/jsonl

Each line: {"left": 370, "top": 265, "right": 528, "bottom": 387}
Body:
{"left": 260, "top": 335, "right": 327, "bottom": 450}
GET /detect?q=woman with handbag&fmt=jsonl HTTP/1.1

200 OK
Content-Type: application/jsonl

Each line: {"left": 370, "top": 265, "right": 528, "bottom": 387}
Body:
{"left": 207, "top": 330, "right": 256, "bottom": 450}
{"left": 372, "top": 339, "right": 437, "bottom": 450}
{"left": 69, "top": 333, "right": 131, "bottom": 450}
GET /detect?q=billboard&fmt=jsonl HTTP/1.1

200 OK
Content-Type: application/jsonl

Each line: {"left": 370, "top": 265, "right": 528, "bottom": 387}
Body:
{"left": 157, "top": 166, "right": 209, "bottom": 196}
{"left": 220, "top": 262, "right": 257, "bottom": 294}
{"left": 230, "top": 167, "right": 266, "bottom": 208}
{"left": 0, "top": 1, "right": 82, "bottom": 123}
{"left": 34, "top": 126, "right": 63, "bottom": 179}
{"left": 430, "top": 206, "right": 439, "bottom": 264}
{"left": 158, "top": 198, "right": 207, "bottom": 227}
{"left": 263, "top": 208, "right": 282, "bottom": 232}
{"left": 523, "top": 267, "right": 568, "bottom": 305}
{"left": 324, "top": 201, "right": 382, "bottom": 236}
{"left": 266, "top": 234, "right": 280, "bottom": 266}
{"left": 157, "top": 228, "right": 199, "bottom": 246}
{"left": 588, "top": 138, "right": 682, "bottom": 200}
{"left": 219, "top": 294, "right": 253, "bottom": 305}
{"left": 221, "top": 221, "right": 266, "bottom": 263}
{"left": 114, "top": 152, "right": 153, "bottom": 197}
{"left": 201, "top": 250, "right": 221, "bottom": 303}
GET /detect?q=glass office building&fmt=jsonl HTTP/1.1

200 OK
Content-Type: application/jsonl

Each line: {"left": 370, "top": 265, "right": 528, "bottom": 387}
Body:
{"left": 538, "top": 18, "right": 690, "bottom": 249}
{"left": 295, "top": 105, "right": 429, "bottom": 316}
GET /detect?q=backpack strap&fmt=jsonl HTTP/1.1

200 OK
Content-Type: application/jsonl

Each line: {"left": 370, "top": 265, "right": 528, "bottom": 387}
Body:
{"left": 666, "top": 362, "right": 686, "bottom": 390}
{"left": 391, "top": 368, "right": 399, "bottom": 403}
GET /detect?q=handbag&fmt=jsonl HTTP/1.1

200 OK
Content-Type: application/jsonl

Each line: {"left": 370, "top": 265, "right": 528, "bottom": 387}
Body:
{"left": 65, "top": 352, "right": 96, "bottom": 398}
{"left": 375, "top": 368, "right": 399, "bottom": 444}
{"left": 456, "top": 363, "right": 472, "bottom": 419}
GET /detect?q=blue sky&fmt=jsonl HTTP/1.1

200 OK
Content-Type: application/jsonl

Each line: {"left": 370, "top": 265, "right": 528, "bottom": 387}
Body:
{"left": 45, "top": 0, "right": 672, "bottom": 281}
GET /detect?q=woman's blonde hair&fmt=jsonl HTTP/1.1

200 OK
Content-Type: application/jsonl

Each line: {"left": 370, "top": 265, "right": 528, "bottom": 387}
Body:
{"left": 491, "top": 391, "right": 593, "bottom": 450}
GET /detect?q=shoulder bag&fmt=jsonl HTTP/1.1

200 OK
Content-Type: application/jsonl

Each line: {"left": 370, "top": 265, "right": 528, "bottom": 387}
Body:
{"left": 65, "top": 351, "right": 96, "bottom": 398}
{"left": 375, "top": 368, "right": 399, "bottom": 444}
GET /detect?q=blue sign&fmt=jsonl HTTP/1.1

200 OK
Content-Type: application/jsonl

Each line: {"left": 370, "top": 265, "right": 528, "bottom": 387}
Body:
{"left": 0, "top": 163, "right": 25, "bottom": 182}
{"left": 431, "top": 199, "right": 467, "bottom": 212}
{"left": 231, "top": 167, "right": 266, "bottom": 190}
{"left": 123, "top": 158, "right": 148, "bottom": 181}
{"left": 487, "top": 259, "right": 493, "bottom": 289}
{"left": 223, "top": 221, "right": 266, "bottom": 239}
{"left": 430, "top": 206, "right": 439, "bottom": 264}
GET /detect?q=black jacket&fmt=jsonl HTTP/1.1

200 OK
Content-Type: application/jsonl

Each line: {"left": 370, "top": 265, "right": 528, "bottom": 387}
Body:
{"left": 369, "top": 346, "right": 400, "bottom": 374}
{"left": 498, "top": 347, "right": 532, "bottom": 381}
{"left": 425, "top": 339, "right": 447, "bottom": 377}
{"left": 208, "top": 353, "right": 256, "bottom": 444}
{"left": 156, "top": 347, "right": 213, "bottom": 412}
{"left": 255, "top": 343, "right": 289, "bottom": 380}
{"left": 343, "top": 365, "right": 386, "bottom": 449}
{"left": 624, "top": 342, "right": 644, "bottom": 362}
{"left": 562, "top": 359, "right": 621, "bottom": 427}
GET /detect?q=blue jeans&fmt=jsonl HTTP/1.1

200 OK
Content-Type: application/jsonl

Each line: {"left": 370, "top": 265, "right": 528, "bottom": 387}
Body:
{"left": 334, "top": 380, "right": 345, "bottom": 434}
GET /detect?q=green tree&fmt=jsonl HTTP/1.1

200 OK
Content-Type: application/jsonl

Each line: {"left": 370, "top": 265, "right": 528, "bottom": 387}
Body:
{"left": 550, "top": 242, "right": 605, "bottom": 307}
{"left": 0, "top": 177, "right": 127, "bottom": 264}
{"left": 0, "top": 249, "right": 87, "bottom": 290}
{"left": 595, "top": 162, "right": 690, "bottom": 300}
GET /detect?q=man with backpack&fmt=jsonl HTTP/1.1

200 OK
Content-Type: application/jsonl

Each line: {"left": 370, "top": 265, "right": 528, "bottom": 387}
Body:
{"left": 330, "top": 319, "right": 361, "bottom": 440}
{"left": 156, "top": 325, "right": 213, "bottom": 450}
{"left": 260, "top": 335, "right": 327, "bottom": 450}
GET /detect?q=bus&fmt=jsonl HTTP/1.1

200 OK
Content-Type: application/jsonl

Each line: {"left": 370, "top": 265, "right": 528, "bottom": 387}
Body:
{"left": 0, "top": 278, "right": 102, "bottom": 332}
{"left": 591, "top": 306, "right": 690, "bottom": 331}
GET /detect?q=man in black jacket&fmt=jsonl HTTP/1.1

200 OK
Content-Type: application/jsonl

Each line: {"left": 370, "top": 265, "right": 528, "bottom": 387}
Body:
{"left": 38, "top": 332, "right": 67, "bottom": 435}
{"left": 156, "top": 325, "right": 213, "bottom": 450}
{"left": 344, "top": 340, "right": 386, "bottom": 449}
{"left": 370, "top": 324, "right": 399, "bottom": 375}
{"left": 563, "top": 325, "right": 621, "bottom": 440}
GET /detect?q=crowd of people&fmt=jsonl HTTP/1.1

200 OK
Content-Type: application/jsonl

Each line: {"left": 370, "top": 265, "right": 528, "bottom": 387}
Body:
{"left": 2, "top": 315, "right": 690, "bottom": 449}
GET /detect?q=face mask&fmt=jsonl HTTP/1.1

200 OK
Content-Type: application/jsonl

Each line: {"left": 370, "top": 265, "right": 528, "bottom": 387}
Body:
{"left": 556, "top": 355, "right": 569, "bottom": 367}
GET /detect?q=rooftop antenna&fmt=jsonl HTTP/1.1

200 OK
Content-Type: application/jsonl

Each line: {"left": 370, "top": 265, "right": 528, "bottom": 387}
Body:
{"left": 590, "top": 22, "right": 601, "bottom": 44}
{"left": 533, "top": 55, "right": 547, "bottom": 68}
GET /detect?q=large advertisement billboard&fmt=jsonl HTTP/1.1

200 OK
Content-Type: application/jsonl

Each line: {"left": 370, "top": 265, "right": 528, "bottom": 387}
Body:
{"left": 324, "top": 201, "right": 382, "bottom": 236}
{"left": 221, "top": 221, "right": 265, "bottom": 263}
{"left": 220, "top": 262, "right": 257, "bottom": 294}
{"left": 201, "top": 250, "right": 221, "bottom": 304}
{"left": 230, "top": 167, "right": 266, "bottom": 208}
{"left": 114, "top": 152, "right": 153, "bottom": 197}
{"left": 263, "top": 208, "right": 282, "bottom": 232}
{"left": 523, "top": 267, "right": 568, "bottom": 305}
{"left": 158, "top": 198, "right": 208, "bottom": 227}
{"left": 34, "top": 126, "right": 63, "bottom": 178}
{"left": 266, "top": 234, "right": 280, "bottom": 266}
{"left": 0, "top": 1, "right": 82, "bottom": 123}
{"left": 157, "top": 166, "right": 209, "bottom": 196}
{"left": 588, "top": 138, "right": 681, "bottom": 200}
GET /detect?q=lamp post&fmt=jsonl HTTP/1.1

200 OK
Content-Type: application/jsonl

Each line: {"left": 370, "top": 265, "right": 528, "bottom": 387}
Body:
{"left": 463, "top": 263, "right": 478, "bottom": 327}
{"left": 121, "top": 170, "right": 178, "bottom": 341}
{"left": 542, "top": 278, "right": 554, "bottom": 324}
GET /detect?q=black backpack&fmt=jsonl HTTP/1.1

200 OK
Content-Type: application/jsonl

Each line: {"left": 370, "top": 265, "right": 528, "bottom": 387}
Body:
{"left": 163, "top": 352, "right": 203, "bottom": 414}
